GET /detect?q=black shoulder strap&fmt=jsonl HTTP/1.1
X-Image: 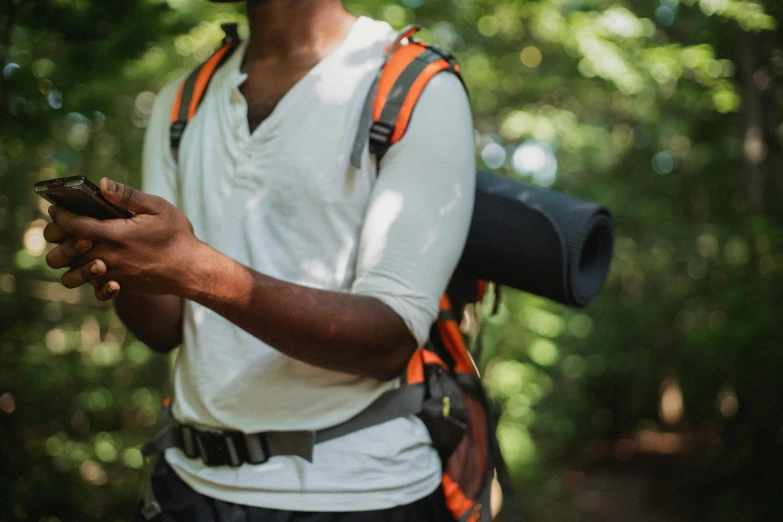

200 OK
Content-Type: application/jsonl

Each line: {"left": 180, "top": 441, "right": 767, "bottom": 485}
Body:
{"left": 350, "top": 25, "right": 466, "bottom": 170}
{"left": 169, "top": 23, "right": 241, "bottom": 160}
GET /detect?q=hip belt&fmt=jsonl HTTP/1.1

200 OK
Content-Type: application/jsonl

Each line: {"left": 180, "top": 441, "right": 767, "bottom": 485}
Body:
{"left": 141, "top": 384, "right": 426, "bottom": 467}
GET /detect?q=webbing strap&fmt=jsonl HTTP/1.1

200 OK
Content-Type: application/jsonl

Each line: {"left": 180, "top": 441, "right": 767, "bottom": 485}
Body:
{"left": 316, "top": 383, "right": 425, "bottom": 443}
{"left": 141, "top": 422, "right": 178, "bottom": 458}
{"left": 142, "top": 423, "right": 318, "bottom": 464}
{"left": 481, "top": 387, "right": 524, "bottom": 522}
{"left": 141, "top": 472, "right": 162, "bottom": 520}
{"left": 349, "top": 73, "right": 381, "bottom": 168}
{"left": 492, "top": 443, "right": 524, "bottom": 522}
{"left": 142, "top": 384, "right": 425, "bottom": 466}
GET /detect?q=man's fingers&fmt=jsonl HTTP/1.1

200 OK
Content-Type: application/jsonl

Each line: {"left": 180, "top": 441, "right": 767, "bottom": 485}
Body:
{"left": 61, "top": 259, "right": 107, "bottom": 289}
{"left": 43, "top": 221, "right": 70, "bottom": 244}
{"left": 49, "top": 205, "right": 113, "bottom": 241}
{"left": 46, "top": 237, "right": 93, "bottom": 269}
{"left": 100, "top": 177, "right": 157, "bottom": 214}
{"left": 95, "top": 280, "right": 120, "bottom": 301}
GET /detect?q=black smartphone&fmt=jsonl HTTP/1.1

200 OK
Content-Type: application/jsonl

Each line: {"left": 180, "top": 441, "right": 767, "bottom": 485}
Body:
{"left": 34, "top": 176, "right": 132, "bottom": 220}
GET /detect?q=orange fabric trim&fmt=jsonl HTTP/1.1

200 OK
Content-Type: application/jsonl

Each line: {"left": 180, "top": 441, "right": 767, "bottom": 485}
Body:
{"left": 170, "top": 81, "right": 185, "bottom": 123}
{"left": 421, "top": 350, "right": 448, "bottom": 369}
{"left": 442, "top": 473, "right": 478, "bottom": 521}
{"left": 438, "top": 320, "right": 475, "bottom": 374}
{"left": 162, "top": 396, "right": 172, "bottom": 408}
{"left": 391, "top": 59, "right": 450, "bottom": 144}
{"left": 373, "top": 44, "right": 427, "bottom": 121}
{"left": 438, "top": 295, "right": 477, "bottom": 375}
{"left": 406, "top": 349, "right": 448, "bottom": 384}
{"left": 187, "top": 43, "right": 233, "bottom": 121}
{"left": 406, "top": 350, "right": 425, "bottom": 384}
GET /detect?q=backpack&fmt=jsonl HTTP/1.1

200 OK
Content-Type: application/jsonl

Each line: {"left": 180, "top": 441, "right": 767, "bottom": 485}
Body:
{"left": 142, "top": 23, "right": 521, "bottom": 522}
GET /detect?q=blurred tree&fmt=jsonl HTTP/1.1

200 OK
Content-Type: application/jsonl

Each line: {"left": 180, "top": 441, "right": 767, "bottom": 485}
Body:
{"left": 0, "top": 2, "right": 245, "bottom": 520}
{"left": 1, "top": 1, "right": 782, "bottom": 521}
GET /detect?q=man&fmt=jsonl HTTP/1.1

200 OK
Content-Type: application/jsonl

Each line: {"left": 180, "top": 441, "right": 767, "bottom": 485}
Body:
{"left": 43, "top": 0, "right": 475, "bottom": 520}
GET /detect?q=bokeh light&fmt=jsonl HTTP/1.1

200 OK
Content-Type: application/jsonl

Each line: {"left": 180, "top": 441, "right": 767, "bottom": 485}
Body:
{"left": 652, "top": 150, "right": 676, "bottom": 174}
{"left": 512, "top": 140, "right": 558, "bottom": 187}
{"left": 480, "top": 141, "right": 507, "bottom": 169}
{"left": 3, "top": 62, "right": 19, "bottom": 78}
{"left": 520, "top": 46, "right": 542, "bottom": 68}
{"left": 655, "top": 5, "right": 677, "bottom": 27}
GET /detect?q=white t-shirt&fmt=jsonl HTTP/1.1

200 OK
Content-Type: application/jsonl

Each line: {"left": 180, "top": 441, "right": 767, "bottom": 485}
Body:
{"left": 141, "top": 16, "right": 476, "bottom": 511}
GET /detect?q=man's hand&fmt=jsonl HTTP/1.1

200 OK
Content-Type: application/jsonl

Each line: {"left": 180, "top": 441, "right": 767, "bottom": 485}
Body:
{"left": 48, "top": 178, "right": 201, "bottom": 297}
{"left": 43, "top": 218, "right": 121, "bottom": 301}
{"left": 46, "top": 177, "right": 420, "bottom": 379}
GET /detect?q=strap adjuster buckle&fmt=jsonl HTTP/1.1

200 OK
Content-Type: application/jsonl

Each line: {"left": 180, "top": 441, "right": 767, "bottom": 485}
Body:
{"left": 176, "top": 425, "right": 271, "bottom": 467}
{"left": 141, "top": 498, "right": 162, "bottom": 521}
{"left": 369, "top": 121, "right": 395, "bottom": 157}
{"left": 193, "top": 430, "right": 243, "bottom": 467}
{"left": 170, "top": 120, "right": 187, "bottom": 150}
{"left": 386, "top": 24, "right": 422, "bottom": 56}
{"left": 428, "top": 44, "right": 460, "bottom": 72}
{"left": 221, "top": 23, "right": 240, "bottom": 45}
{"left": 243, "top": 433, "right": 270, "bottom": 465}
{"left": 179, "top": 425, "right": 197, "bottom": 458}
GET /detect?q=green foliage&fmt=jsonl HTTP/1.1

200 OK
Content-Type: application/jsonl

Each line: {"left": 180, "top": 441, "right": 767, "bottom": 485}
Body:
{"left": 2, "top": 0, "right": 783, "bottom": 521}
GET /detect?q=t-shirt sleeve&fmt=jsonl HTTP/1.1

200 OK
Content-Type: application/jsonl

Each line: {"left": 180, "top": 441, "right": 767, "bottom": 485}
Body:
{"left": 141, "top": 80, "right": 181, "bottom": 205}
{"left": 350, "top": 72, "right": 476, "bottom": 347}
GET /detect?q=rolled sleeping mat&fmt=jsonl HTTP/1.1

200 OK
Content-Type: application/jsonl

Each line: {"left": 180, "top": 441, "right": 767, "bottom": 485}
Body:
{"left": 454, "top": 171, "right": 615, "bottom": 308}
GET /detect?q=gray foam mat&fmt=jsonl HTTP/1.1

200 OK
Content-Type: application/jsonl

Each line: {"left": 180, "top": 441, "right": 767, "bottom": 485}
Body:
{"left": 454, "top": 171, "right": 615, "bottom": 308}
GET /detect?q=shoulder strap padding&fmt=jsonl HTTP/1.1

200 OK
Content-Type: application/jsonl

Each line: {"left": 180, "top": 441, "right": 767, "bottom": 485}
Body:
{"left": 373, "top": 44, "right": 456, "bottom": 145}
{"left": 170, "top": 23, "right": 241, "bottom": 159}
{"left": 350, "top": 27, "right": 464, "bottom": 169}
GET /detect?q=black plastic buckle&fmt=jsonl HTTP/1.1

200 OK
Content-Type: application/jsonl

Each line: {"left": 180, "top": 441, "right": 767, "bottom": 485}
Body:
{"left": 179, "top": 425, "right": 198, "bottom": 458}
{"left": 243, "top": 433, "right": 270, "bottom": 465}
{"left": 170, "top": 120, "right": 187, "bottom": 149}
{"left": 427, "top": 44, "right": 456, "bottom": 64}
{"left": 387, "top": 24, "right": 422, "bottom": 56}
{"left": 369, "top": 121, "right": 395, "bottom": 157}
{"left": 221, "top": 23, "right": 240, "bottom": 45}
{"left": 427, "top": 44, "right": 461, "bottom": 74}
{"left": 194, "top": 430, "right": 244, "bottom": 467}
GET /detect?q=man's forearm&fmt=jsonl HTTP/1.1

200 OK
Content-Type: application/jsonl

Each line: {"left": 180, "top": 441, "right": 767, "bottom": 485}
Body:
{"left": 178, "top": 242, "right": 418, "bottom": 381}
{"left": 114, "top": 293, "right": 184, "bottom": 353}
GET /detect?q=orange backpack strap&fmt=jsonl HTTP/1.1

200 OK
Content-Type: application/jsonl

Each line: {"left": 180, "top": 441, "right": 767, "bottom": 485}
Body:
{"left": 350, "top": 25, "right": 466, "bottom": 169}
{"left": 437, "top": 294, "right": 479, "bottom": 375}
{"left": 169, "top": 23, "right": 241, "bottom": 160}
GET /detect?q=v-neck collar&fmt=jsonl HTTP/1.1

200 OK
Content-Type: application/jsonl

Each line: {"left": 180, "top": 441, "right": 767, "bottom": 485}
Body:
{"left": 222, "top": 16, "right": 369, "bottom": 138}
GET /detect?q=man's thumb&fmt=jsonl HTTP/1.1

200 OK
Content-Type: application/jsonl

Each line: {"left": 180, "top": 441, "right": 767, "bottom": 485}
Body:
{"left": 100, "top": 177, "right": 154, "bottom": 213}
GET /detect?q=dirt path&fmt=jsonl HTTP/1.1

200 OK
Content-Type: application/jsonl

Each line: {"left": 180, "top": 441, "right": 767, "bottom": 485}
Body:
{"left": 565, "top": 469, "right": 689, "bottom": 522}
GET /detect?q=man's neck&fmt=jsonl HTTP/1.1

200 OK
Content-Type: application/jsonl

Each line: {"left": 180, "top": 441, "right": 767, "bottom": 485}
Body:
{"left": 245, "top": 0, "right": 357, "bottom": 63}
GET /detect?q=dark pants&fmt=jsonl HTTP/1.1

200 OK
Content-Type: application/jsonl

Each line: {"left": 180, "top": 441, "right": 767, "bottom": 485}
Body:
{"left": 138, "top": 459, "right": 456, "bottom": 522}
